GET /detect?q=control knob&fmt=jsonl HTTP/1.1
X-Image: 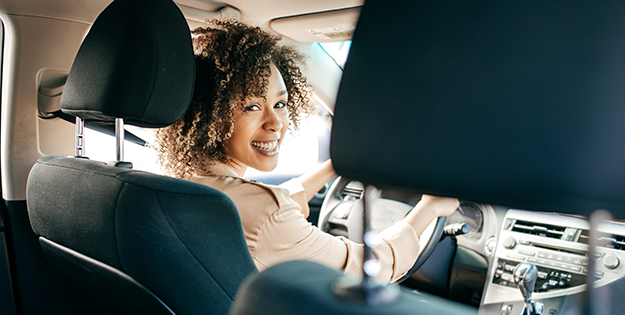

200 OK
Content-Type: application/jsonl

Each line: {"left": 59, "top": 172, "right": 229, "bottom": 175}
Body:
{"left": 503, "top": 237, "right": 516, "bottom": 249}
{"left": 604, "top": 255, "right": 620, "bottom": 270}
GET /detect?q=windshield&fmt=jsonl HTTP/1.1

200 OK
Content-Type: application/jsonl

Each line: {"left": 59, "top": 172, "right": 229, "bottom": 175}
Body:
{"left": 319, "top": 41, "right": 351, "bottom": 69}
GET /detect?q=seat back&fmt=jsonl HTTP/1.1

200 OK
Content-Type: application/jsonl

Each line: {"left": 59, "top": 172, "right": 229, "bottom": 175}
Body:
{"left": 39, "top": 238, "right": 174, "bottom": 315}
{"left": 28, "top": 157, "right": 256, "bottom": 314}
{"left": 26, "top": 0, "right": 257, "bottom": 314}
{"left": 331, "top": 0, "right": 625, "bottom": 218}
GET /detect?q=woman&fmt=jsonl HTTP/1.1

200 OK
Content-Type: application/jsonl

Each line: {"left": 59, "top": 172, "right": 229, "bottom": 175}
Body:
{"left": 156, "top": 20, "right": 458, "bottom": 283}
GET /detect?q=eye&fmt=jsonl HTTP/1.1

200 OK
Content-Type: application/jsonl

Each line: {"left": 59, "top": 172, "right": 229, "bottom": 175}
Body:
{"left": 244, "top": 104, "right": 261, "bottom": 112}
{"left": 275, "top": 101, "right": 287, "bottom": 109}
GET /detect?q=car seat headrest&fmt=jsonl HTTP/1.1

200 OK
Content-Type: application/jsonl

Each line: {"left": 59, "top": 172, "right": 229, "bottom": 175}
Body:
{"left": 331, "top": 0, "right": 625, "bottom": 218}
{"left": 60, "top": 0, "right": 195, "bottom": 128}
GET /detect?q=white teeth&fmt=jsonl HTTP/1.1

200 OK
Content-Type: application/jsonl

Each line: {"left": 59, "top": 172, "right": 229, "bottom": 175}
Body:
{"left": 251, "top": 140, "right": 278, "bottom": 151}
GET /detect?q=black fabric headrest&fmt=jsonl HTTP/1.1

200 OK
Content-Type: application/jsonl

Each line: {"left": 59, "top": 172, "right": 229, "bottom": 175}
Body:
{"left": 61, "top": 0, "right": 195, "bottom": 128}
{"left": 331, "top": 0, "right": 625, "bottom": 218}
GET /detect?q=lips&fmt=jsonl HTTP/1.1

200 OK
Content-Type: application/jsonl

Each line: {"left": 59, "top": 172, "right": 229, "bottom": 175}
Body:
{"left": 251, "top": 140, "right": 279, "bottom": 155}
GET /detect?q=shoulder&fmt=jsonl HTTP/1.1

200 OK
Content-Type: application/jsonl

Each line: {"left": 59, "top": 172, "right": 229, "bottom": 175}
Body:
{"left": 192, "top": 174, "right": 294, "bottom": 213}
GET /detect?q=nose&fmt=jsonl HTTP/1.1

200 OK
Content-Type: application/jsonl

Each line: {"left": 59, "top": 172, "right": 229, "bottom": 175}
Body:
{"left": 263, "top": 108, "right": 284, "bottom": 132}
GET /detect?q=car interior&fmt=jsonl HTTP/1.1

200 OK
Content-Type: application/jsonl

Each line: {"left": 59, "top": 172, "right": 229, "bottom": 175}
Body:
{"left": 2, "top": 0, "right": 625, "bottom": 315}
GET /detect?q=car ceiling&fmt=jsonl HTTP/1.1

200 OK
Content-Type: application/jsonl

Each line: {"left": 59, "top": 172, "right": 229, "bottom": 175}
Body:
{"left": 0, "top": 0, "right": 363, "bottom": 36}
{"left": 0, "top": 0, "right": 359, "bottom": 110}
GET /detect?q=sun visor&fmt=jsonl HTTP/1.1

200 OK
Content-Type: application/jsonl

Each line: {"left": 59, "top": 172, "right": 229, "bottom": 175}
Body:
{"left": 271, "top": 7, "right": 360, "bottom": 43}
{"left": 331, "top": 0, "right": 625, "bottom": 218}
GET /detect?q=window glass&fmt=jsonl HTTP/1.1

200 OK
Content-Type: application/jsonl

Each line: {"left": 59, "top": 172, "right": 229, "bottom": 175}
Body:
{"left": 318, "top": 41, "right": 352, "bottom": 69}
{"left": 83, "top": 98, "right": 332, "bottom": 178}
{"left": 83, "top": 126, "right": 161, "bottom": 174}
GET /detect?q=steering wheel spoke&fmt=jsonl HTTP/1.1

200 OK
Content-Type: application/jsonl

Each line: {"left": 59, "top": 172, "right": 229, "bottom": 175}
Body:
{"left": 318, "top": 177, "right": 447, "bottom": 281}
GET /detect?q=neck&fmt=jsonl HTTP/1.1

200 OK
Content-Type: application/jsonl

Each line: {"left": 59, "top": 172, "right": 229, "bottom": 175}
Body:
{"left": 224, "top": 161, "right": 247, "bottom": 177}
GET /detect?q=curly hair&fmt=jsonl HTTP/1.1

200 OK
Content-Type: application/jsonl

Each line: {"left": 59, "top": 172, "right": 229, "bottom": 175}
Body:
{"left": 155, "top": 20, "right": 315, "bottom": 179}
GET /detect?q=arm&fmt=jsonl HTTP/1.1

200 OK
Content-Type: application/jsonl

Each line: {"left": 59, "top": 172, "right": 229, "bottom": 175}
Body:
{"left": 403, "top": 194, "right": 459, "bottom": 238}
{"left": 283, "top": 159, "right": 336, "bottom": 218}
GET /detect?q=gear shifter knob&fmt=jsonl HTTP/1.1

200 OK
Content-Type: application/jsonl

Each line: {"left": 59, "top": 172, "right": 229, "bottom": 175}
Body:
{"left": 513, "top": 263, "right": 538, "bottom": 303}
{"left": 513, "top": 263, "right": 543, "bottom": 315}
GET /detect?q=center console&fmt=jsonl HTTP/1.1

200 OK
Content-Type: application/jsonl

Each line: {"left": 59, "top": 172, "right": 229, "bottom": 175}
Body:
{"left": 479, "top": 209, "right": 625, "bottom": 315}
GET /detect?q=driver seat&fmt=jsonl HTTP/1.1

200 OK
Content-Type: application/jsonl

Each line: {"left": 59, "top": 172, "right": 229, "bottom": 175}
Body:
{"left": 26, "top": 0, "right": 257, "bottom": 314}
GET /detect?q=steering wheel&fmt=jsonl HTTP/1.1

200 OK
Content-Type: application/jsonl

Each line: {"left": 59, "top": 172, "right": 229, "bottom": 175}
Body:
{"left": 318, "top": 177, "right": 447, "bottom": 282}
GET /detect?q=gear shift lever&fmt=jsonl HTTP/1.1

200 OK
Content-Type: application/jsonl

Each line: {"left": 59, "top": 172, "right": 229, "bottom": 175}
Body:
{"left": 513, "top": 263, "right": 544, "bottom": 315}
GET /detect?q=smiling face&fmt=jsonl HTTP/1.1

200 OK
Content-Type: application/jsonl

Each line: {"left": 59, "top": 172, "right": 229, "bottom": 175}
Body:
{"left": 223, "top": 64, "right": 289, "bottom": 176}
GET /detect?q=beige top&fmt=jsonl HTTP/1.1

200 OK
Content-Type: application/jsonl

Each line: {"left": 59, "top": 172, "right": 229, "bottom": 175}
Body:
{"left": 191, "top": 164, "right": 421, "bottom": 283}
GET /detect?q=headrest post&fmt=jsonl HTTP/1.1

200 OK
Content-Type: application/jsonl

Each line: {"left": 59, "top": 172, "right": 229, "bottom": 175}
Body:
{"left": 107, "top": 118, "right": 132, "bottom": 168}
{"left": 75, "top": 116, "right": 84, "bottom": 157}
{"left": 115, "top": 118, "right": 124, "bottom": 162}
{"left": 333, "top": 184, "right": 398, "bottom": 304}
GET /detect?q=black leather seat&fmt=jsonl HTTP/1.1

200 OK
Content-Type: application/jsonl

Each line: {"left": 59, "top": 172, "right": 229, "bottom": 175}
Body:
{"left": 26, "top": 0, "right": 257, "bottom": 314}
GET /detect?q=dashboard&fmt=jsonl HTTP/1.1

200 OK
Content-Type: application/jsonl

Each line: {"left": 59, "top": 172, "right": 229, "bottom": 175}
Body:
{"left": 319, "top": 179, "right": 625, "bottom": 315}
{"left": 479, "top": 209, "right": 625, "bottom": 315}
{"left": 315, "top": 178, "right": 625, "bottom": 314}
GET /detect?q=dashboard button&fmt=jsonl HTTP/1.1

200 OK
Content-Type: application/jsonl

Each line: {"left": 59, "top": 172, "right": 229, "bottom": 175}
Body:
{"left": 501, "top": 273, "right": 513, "bottom": 281}
{"left": 506, "top": 254, "right": 525, "bottom": 261}
{"left": 604, "top": 255, "right": 620, "bottom": 270}
{"left": 519, "top": 250, "right": 536, "bottom": 256}
{"left": 569, "top": 265, "right": 581, "bottom": 272}
{"left": 485, "top": 237, "right": 497, "bottom": 256}
{"left": 503, "top": 237, "right": 516, "bottom": 249}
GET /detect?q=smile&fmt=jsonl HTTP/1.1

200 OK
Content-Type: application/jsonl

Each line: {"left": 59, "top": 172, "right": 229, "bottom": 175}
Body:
{"left": 251, "top": 140, "right": 279, "bottom": 154}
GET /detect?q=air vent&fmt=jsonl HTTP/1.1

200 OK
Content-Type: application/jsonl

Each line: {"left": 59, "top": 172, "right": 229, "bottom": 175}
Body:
{"left": 510, "top": 220, "right": 566, "bottom": 239}
{"left": 578, "top": 229, "right": 590, "bottom": 245}
{"left": 341, "top": 182, "right": 364, "bottom": 200}
{"left": 578, "top": 230, "right": 625, "bottom": 251}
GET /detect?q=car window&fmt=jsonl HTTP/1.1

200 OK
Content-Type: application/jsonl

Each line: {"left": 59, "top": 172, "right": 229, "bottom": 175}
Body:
{"left": 83, "top": 126, "right": 161, "bottom": 174}
{"left": 83, "top": 97, "right": 333, "bottom": 177}
{"left": 319, "top": 41, "right": 351, "bottom": 69}
{"left": 84, "top": 42, "right": 347, "bottom": 177}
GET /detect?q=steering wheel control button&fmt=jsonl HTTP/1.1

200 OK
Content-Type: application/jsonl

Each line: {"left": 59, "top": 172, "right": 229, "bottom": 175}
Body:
{"left": 332, "top": 203, "right": 352, "bottom": 220}
{"left": 604, "top": 255, "right": 620, "bottom": 269}
{"left": 503, "top": 237, "right": 517, "bottom": 249}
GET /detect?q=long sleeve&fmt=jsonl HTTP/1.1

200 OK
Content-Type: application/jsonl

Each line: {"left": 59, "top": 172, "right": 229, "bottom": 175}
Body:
{"left": 192, "top": 169, "right": 421, "bottom": 284}
{"left": 255, "top": 204, "right": 420, "bottom": 284}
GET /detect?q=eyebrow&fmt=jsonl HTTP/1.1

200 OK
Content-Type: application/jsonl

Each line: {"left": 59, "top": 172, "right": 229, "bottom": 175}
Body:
{"left": 277, "top": 89, "right": 288, "bottom": 97}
